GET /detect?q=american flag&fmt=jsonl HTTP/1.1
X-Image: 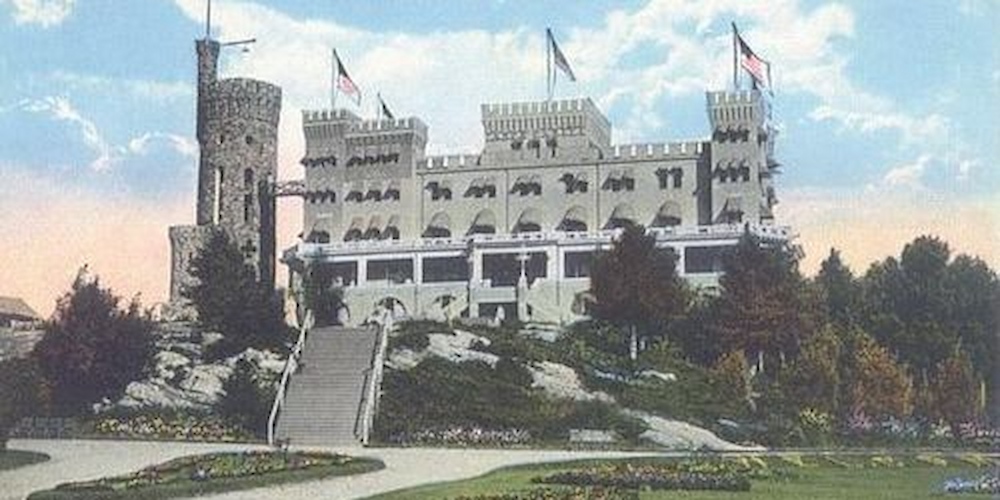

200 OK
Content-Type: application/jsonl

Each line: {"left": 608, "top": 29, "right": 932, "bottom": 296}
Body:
{"left": 736, "top": 33, "right": 770, "bottom": 90}
{"left": 334, "top": 51, "right": 361, "bottom": 105}
{"left": 547, "top": 28, "right": 576, "bottom": 82}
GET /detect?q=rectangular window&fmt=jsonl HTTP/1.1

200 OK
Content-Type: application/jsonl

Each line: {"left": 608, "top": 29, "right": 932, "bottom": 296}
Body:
{"left": 367, "top": 258, "right": 414, "bottom": 284}
{"left": 422, "top": 256, "right": 470, "bottom": 283}
{"left": 482, "top": 252, "right": 547, "bottom": 287}
{"left": 684, "top": 246, "right": 728, "bottom": 274}
{"left": 564, "top": 251, "right": 594, "bottom": 278}
{"left": 314, "top": 261, "right": 358, "bottom": 287}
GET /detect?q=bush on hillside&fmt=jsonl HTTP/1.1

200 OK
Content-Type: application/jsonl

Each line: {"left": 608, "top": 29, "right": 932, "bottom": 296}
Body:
{"left": 32, "top": 274, "right": 154, "bottom": 416}
{"left": 183, "top": 231, "right": 290, "bottom": 359}
{"left": 217, "top": 359, "right": 275, "bottom": 437}
{"left": 0, "top": 357, "right": 44, "bottom": 449}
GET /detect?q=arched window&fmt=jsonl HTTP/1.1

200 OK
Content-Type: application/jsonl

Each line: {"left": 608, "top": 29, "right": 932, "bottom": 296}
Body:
{"left": 244, "top": 169, "right": 254, "bottom": 190}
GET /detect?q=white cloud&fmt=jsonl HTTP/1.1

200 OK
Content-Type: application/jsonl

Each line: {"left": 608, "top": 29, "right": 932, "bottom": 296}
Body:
{"left": 22, "top": 96, "right": 116, "bottom": 171}
{"left": 49, "top": 71, "right": 192, "bottom": 103}
{"left": 5, "top": 0, "right": 75, "bottom": 28}
{"left": 882, "top": 154, "right": 932, "bottom": 188}
{"left": 17, "top": 96, "right": 196, "bottom": 172}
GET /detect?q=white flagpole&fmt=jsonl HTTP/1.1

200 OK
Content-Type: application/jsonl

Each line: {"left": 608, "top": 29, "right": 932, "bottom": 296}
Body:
{"left": 546, "top": 29, "right": 552, "bottom": 101}
{"left": 331, "top": 48, "right": 339, "bottom": 110}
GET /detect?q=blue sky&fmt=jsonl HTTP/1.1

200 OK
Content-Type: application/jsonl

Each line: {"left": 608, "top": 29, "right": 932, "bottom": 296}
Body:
{"left": 1, "top": 0, "right": 998, "bottom": 313}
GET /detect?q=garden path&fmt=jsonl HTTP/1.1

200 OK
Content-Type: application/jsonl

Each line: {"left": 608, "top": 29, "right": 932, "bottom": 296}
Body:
{"left": 1, "top": 439, "right": 664, "bottom": 500}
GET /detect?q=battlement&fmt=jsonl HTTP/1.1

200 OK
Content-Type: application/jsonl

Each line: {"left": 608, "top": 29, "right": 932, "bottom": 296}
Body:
{"left": 205, "top": 78, "right": 282, "bottom": 125}
{"left": 607, "top": 140, "right": 707, "bottom": 161}
{"left": 419, "top": 153, "right": 483, "bottom": 170}
{"left": 302, "top": 108, "right": 362, "bottom": 124}
{"left": 705, "top": 90, "right": 768, "bottom": 129}
{"left": 481, "top": 97, "right": 611, "bottom": 149}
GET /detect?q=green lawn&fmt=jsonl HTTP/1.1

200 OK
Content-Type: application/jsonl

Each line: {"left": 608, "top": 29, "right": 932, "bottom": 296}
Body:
{"left": 367, "top": 454, "right": 997, "bottom": 500}
{"left": 27, "top": 451, "right": 384, "bottom": 500}
{"left": 0, "top": 449, "right": 50, "bottom": 471}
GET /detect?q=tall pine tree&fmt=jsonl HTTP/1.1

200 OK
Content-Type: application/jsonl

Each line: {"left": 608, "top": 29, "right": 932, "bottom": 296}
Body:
{"left": 183, "top": 230, "right": 289, "bottom": 358}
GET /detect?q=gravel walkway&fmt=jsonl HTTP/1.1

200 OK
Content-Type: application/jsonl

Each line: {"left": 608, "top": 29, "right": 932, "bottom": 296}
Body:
{"left": 1, "top": 439, "right": 662, "bottom": 500}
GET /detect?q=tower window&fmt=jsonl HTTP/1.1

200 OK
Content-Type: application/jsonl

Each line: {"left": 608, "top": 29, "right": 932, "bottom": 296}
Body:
{"left": 245, "top": 135, "right": 255, "bottom": 145}
{"left": 244, "top": 169, "right": 254, "bottom": 190}
{"left": 243, "top": 194, "right": 253, "bottom": 222}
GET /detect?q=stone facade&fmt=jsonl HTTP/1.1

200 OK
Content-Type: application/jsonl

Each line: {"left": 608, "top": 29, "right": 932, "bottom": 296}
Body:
{"left": 284, "top": 90, "right": 790, "bottom": 326}
{"left": 168, "top": 38, "right": 282, "bottom": 309}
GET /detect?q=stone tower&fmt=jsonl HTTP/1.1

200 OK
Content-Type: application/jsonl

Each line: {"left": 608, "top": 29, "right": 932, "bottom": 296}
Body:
{"left": 169, "top": 37, "right": 282, "bottom": 309}
{"left": 704, "top": 90, "right": 777, "bottom": 225}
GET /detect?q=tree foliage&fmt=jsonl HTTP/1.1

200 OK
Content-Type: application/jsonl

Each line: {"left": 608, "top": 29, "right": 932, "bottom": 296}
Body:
{"left": 589, "top": 224, "right": 689, "bottom": 359}
{"left": 217, "top": 358, "right": 274, "bottom": 437}
{"left": 816, "top": 248, "right": 859, "bottom": 328}
{"left": 708, "top": 233, "right": 818, "bottom": 375}
{"left": 841, "top": 330, "right": 913, "bottom": 420}
{"left": 783, "top": 325, "right": 841, "bottom": 415}
{"left": 32, "top": 275, "right": 154, "bottom": 416}
{"left": 183, "top": 230, "right": 289, "bottom": 358}
{"left": 0, "top": 357, "right": 44, "bottom": 449}
{"left": 860, "top": 236, "right": 998, "bottom": 394}
{"left": 928, "top": 347, "right": 980, "bottom": 435}
{"left": 711, "top": 350, "right": 751, "bottom": 411}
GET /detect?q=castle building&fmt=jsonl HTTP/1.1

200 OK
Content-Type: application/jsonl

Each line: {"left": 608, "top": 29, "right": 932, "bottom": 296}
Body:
{"left": 168, "top": 38, "right": 282, "bottom": 309}
{"left": 283, "top": 90, "right": 790, "bottom": 325}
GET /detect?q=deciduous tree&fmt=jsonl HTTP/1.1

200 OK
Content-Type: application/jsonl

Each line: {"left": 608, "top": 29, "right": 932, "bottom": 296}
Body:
{"left": 589, "top": 224, "right": 689, "bottom": 361}
{"left": 928, "top": 347, "right": 980, "bottom": 437}
{"left": 32, "top": 274, "right": 154, "bottom": 415}
{"left": 841, "top": 330, "right": 913, "bottom": 420}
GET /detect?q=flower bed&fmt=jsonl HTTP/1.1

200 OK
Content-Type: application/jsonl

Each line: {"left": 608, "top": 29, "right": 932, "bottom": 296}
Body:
{"left": 456, "top": 487, "right": 637, "bottom": 500}
{"left": 27, "top": 451, "right": 383, "bottom": 500}
{"left": 943, "top": 473, "right": 1000, "bottom": 495}
{"left": 386, "top": 426, "right": 532, "bottom": 447}
{"left": 92, "top": 414, "right": 253, "bottom": 442}
{"left": 533, "top": 462, "right": 752, "bottom": 492}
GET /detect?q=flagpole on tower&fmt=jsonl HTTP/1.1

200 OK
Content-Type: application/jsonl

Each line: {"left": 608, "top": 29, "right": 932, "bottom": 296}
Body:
{"left": 205, "top": 0, "right": 212, "bottom": 39}
{"left": 546, "top": 29, "right": 553, "bottom": 102}
{"left": 731, "top": 22, "right": 739, "bottom": 90}
{"left": 331, "top": 48, "right": 338, "bottom": 110}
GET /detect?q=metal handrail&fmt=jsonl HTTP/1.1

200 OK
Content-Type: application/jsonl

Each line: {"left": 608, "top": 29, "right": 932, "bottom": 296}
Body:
{"left": 267, "top": 310, "right": 314, "bottom": 446}
{"left": 358, "top": 314, "right": 393, "bottom": 445}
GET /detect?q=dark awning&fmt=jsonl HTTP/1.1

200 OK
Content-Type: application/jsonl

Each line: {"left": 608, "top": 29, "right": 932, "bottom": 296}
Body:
{"left": 653, "top": 201, "right": 682, "bottom": 227}
{"left": 514, "top": 208, "right": 542, "bottom": 232}
{"left": 606, "top": 203, "right": 636, "bottom": 228}
{"left": 469, "top": 209, "right": 497, "bottom": 234}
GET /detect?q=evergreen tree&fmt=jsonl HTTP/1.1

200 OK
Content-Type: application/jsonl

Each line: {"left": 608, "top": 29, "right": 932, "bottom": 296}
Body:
{"left": 709, "top": 233, "right": 818, "bottom": 376}
{"left": 784, "top": 325, "right": 841, "bottom": 415}
{"left": 32, "top": 274, "right": 154, "bottom": 415}
{"left": 589, "top": 224, "right": 689, "bottom": 361}
{"left": 711, "top": 350, "right": 751, "bottom": 412}
{"left": 816, "top": 248, "right": 859, "bottom": 328}
{"left": 841, "top": 330, "right": 913, "bottom": 420}
{"left": 183, "top": 230, "right": 289, "bottom": 358}
{"left": 0, "top": 357, "right": 43, "bottom": 449}
{"left": 928, "top": 347, "right": 980, "bottom": 438}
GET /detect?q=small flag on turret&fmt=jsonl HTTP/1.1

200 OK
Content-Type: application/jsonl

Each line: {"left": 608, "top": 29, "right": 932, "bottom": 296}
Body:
{"left": 733, "top": 25, "right": 771, "bottom": 92}
{"left": 334, "top": 50, "right": 361, "bottom": 106}
{"left": 378, "top": 93, "right": 394, "bottom": 120}
{"left": 547, "top": 28, "right": 576, "bottom": 81}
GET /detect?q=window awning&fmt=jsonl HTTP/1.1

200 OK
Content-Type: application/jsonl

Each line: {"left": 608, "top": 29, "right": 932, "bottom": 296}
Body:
{"left": 560, "top": 205, "right": 588, "bottom": 231}
{"left": 607, "top": 203, "right": 636, "bottom": 224}
{"left": 344, "top": 217, "right": 365, "bottom": 241}
{"left": 469, "top": 209, "right": 497, "bottom": 234}
{"left": 428, "top": 212, "right": 450, "bottom": 231}
{"left": 653, "top": 201, "right": 682, "bottom": 227}
{"left": 514, "top": 208, "right": 542, "bottom": 232}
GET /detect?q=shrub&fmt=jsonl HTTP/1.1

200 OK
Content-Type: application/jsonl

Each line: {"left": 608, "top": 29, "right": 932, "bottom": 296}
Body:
{"left": 183, "top": 231, "right": 290, "bottom": 359}
{"left": 0, "top": 357, "right": 44, "bottom": 448}
{"left": 217, "top": 359, "right": 275, "bottom": 437}
{"left": 32, "top": 274, "right": 154, "bottom": 416}
{"left": 534, "top": 463, "right": 751, "bottom": 492}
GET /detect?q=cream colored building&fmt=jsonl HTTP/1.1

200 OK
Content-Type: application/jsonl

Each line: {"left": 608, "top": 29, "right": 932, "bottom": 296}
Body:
{"left": 283, "top": 89, "right": 790, "bottom": 325}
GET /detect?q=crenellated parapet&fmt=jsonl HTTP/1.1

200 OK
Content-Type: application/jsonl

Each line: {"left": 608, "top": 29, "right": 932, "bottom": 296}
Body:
{"left": 705, "top": 89, "right": 768, "bottom": 131}
{"left": 480, "top": 98, "right": 611, "bottom": 149}
{"left": 605, "top": 141, "right": 708, "bottom": 162}
{"left": 204, "top": 78, "right": 282, "bottom": 126}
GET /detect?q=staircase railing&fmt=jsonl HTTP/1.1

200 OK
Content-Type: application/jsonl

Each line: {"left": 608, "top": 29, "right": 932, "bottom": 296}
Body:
{"left": 357, "top": 314, "right": 393, "bottom": 445}
{"left": 267, "top": 310, "right": 314, "bottom": 447}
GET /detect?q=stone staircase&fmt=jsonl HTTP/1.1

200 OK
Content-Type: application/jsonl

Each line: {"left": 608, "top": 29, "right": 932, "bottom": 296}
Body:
{"left": 274, "top": 326, "right": 380, "bottom": 447}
